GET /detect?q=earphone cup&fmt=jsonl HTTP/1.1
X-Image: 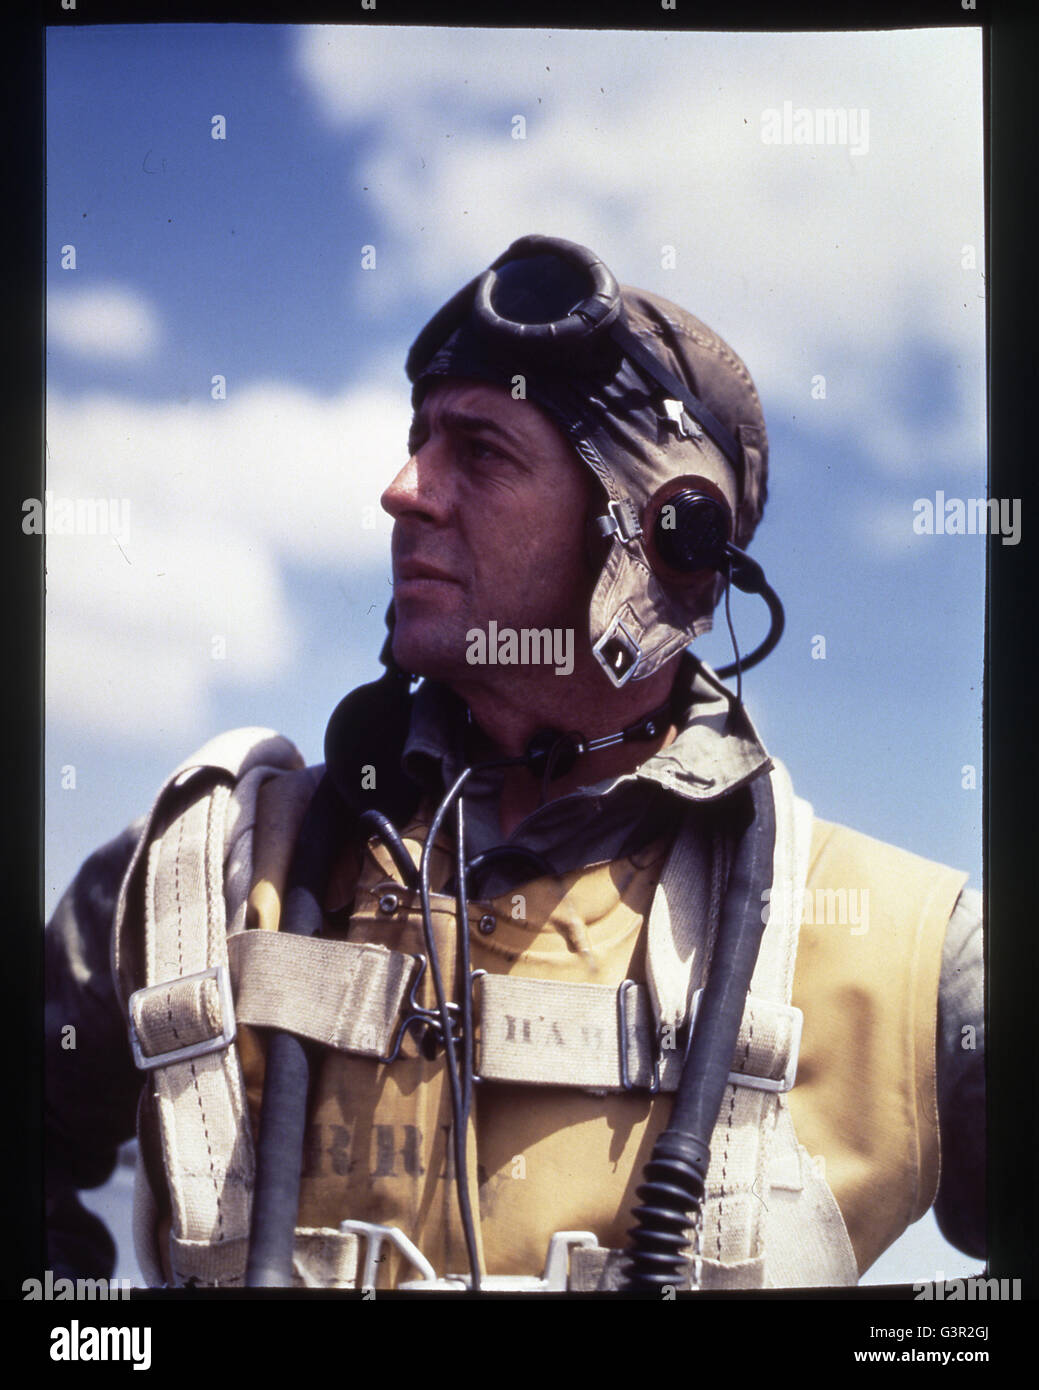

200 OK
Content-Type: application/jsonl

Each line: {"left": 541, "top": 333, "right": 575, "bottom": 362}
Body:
{"left": 642, "top": 477, "right": 734, "bottom": 586}
{"left": 655, "top": 491, "right": 728, "bottom": 569}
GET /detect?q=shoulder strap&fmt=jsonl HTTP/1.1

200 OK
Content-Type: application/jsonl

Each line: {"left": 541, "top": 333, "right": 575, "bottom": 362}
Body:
{"left": 638, "top": 759, "right": 858, "bottom": 1289}
{"left": 114, "top": 728, "right": 305, "bottom": 1287}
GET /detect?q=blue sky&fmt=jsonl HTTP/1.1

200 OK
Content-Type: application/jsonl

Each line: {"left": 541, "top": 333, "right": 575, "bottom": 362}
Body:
{"left": 45, "top": 23, "right": 986, "bottom": 1284}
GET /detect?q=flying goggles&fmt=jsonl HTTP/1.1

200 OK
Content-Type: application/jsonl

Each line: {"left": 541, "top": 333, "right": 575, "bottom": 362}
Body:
{"left": 406, "top": 233, "right": 745, "bottom": 488}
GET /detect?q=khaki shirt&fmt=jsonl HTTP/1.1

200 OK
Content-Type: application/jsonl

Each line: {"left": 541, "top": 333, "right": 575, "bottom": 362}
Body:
{"left": 43, "top": 667, "right": 985, "bottom": 1275}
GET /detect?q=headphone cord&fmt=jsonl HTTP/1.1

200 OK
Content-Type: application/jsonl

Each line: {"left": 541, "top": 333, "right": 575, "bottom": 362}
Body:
{"left": 362, "top": 690, "right": 695, "bottom": 1288}
{"left": 415, "top": 753, "right": 525, "bottom": 1290}
{"left": 722, "top": 559, "right": 743, "bottom": 722}
{"left": 418, "top": 766, "right": 481, "bottom": 1289}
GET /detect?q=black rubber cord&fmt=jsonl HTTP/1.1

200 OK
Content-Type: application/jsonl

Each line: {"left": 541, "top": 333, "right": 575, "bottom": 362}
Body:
{"left": 622, "top": 771, "right": 776, "bottom": 1291}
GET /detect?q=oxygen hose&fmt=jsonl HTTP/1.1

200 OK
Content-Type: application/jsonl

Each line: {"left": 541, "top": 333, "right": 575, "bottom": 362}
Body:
{"left": 242, "top": 667, "right": 520, "bottom": 1288}
{"left": 245, "top": 773, "right": 350, "bottom": 1286}
{"left": 246, "top": 645, "right": 420, "bottom": 1286}
{"left": 622, "top": 769, "right": 776, "bottom": 1291}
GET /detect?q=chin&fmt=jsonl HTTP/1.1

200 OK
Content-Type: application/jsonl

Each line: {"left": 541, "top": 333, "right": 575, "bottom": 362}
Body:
{"left": 391, "top": 617, "right": 465, "bottom": 682}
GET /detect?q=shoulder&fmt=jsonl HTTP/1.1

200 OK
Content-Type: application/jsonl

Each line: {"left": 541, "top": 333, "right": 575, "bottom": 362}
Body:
{"left": 127, "top": 726, "right": 312, "bottom": 867}
{"left": 794, "top": 815, "right": 969, "bottom": 1065}
{"left": 110, "top": 729, "right": 313, "bottom": 999}
{"left": 809, "top": 815, "right": 963, "bottom": 875}
{"left": 806, "top": 816, "right": 969, "bottom": 918}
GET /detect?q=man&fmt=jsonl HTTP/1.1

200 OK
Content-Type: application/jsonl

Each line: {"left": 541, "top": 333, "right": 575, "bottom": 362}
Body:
{"left": 45, "top": 235, "right": 984, "bottom": 1292}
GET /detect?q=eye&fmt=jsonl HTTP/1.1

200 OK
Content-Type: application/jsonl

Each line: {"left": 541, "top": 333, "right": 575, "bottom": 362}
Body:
{"left": 460, "top": 435, "right": 501, "bottom": 464}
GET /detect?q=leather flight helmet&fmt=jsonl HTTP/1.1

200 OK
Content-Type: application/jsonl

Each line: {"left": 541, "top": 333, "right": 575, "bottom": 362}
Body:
{"left": 406, "top": 235, "right": 770, "bottom": 687}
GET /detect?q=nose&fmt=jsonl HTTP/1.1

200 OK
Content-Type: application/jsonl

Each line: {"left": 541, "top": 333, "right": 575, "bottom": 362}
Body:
{"left": 380, "top": 443, "right": 452, "bottom": 524}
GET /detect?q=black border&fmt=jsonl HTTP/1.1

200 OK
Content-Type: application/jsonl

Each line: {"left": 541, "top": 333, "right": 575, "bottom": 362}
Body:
{"left": 27, "top": 0, "right": 1014, "bottom": 28}
{"left": 8, "top": 0, "right": 46, "bottom": 1306}
{"left": 984, "top": 0, "right": 1036, "bottom": 1308}
{"left": 8, "top": 0, "right": 1036, "bottom": 1348}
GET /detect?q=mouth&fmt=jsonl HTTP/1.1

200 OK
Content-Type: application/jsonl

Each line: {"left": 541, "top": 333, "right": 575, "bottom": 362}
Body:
{"left": 394, "top": 559, "right": 463, "bottom": 590}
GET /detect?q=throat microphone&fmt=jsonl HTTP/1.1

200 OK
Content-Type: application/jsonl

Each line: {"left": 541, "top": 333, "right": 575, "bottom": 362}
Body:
{"left": 523, "top": 695, "right": 676, "bottom": 785}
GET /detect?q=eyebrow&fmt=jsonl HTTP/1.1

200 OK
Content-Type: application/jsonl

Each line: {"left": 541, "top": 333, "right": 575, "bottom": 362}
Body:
{"left": 410, "top": 408, "right": 522, "bottom": 446}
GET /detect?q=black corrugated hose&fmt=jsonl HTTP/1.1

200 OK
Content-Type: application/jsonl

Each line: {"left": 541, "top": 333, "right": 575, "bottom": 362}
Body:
{"left": 622, "top": 768, "right": 776, "bottom": 1291}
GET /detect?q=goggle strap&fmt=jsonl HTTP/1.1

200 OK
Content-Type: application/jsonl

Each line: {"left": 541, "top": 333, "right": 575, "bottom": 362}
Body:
{"left": 404, "top": 275, "right": 480, "bottom": 383}
{"left": 610, "top": 319, "right": 745, "bottom": 491}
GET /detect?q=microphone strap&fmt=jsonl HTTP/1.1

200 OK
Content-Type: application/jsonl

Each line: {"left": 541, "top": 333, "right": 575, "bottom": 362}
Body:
{"left": 522, "top": 693, "right": 677, "bottom": 784}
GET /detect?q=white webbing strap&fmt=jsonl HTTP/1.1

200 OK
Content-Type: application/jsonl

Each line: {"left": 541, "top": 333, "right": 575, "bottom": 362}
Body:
{"left": 568, "top": 1242, "right": 762, "bottom": 1292}
{"left": 475, "top": 974, "right": 798, "bottom": 1094}
{"left": 750, "top": 766, "right": 859, "bottom": 1288}
{"left": 643, "top": 761, "right": 856, "bottom": 1290}
{"left": 227, "top": 932, "right": 417, "bottom": 1056}
{"left": 140, "top": 773, "right": 253, "bottom": 1282}
{"left": 169, "top": 1227, "right": 361, "bottom": 1290}
{"left": 131, "top": 1093, "right": 165, "bottom": 1289}
{"left": 114, "top": 727, "right": 304, "bottom": 1288}
{"left": 759, "top": 1107, "right": 859, "bottom": 1288}
{"left": 645, "top": 805, "right": 720, "bottom": 1033}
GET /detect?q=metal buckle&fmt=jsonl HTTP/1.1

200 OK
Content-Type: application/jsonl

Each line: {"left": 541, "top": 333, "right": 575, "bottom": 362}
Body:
{"left": 128, "top": 964, "right": 236, "bottom": 1071}
{"left": 468, "top": 969, "right": 487, "bottom": 1084}
{"left": 616, "top": 979, "right": 661, "bottom": 1094}
{"left": 339, "top": 1220, "right": 437, "bottom": 1290}
{"left": 594, "top": 498, "right": 642, "bottom": 544}
{"left": 687, "top": 988, "right": 803, "bottom": 1093}
{"left": 541, "top": 1231, "right": 600, "bottom": 1291}
{"left": 661, "top": 397, "right": 703, "bottom": 440}
{"left": 593, "top": 618, "right": 642, "bottom": 689}
{"left": 378, "top": 955, "right": 463, "bottom": 1064}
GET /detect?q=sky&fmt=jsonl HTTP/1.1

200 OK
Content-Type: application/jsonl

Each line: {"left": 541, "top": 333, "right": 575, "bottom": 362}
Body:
{"left": 45, "top": 22, "right": 986, "bottom": 1286}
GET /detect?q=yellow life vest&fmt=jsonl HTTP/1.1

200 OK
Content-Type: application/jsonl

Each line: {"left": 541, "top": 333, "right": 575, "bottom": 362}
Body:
{"left": 210, "top": 768, "right": 965, "bottom": 1287}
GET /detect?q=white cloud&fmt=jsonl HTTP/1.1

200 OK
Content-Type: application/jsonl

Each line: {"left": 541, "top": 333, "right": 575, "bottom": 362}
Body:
{"left": 851, "top": 498, "right": 932, "bottom": 561}
{"left": 48, "top": 284, "right": 160, "bottom": 361}
{"left": 296, "top": 27, "right": 987, "bottom": 493}
{"left": 45, "top": 379, "right": 411, "bottom": 740}
{"left": 44, "top": 29, "right": 990, "bottom": 743}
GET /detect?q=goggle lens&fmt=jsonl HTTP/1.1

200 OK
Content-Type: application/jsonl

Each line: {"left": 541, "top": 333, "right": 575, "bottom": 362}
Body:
{"left": 488, "top": 254, "right": 592, "bottom": 326}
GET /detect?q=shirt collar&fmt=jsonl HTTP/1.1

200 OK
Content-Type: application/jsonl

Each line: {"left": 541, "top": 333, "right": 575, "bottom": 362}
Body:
{"left": 401, "top": 655, "right": 772, "bottom": 806}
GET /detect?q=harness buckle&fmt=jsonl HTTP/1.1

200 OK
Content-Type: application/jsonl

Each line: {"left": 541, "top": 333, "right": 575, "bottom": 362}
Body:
{"left": 687, "top": 988, "right": 803, "bottom": 1093}
{"left": 379, "top": 954, "right": 463, "bottom": 1064}
{"left": 469, "top": 969, "right": 487, "bottom": 1085}
{"left": 541, "top": 1230, "right": 600, "bottom": 1291}
{"left": 393, "top": 1229, "right": 602, "bottom": 1292}
{"left": 128, "top": 964, "right": 236, "bottom": 1071}
{"left": 616, "top": 979, "right": 662, "bottom": 1094}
